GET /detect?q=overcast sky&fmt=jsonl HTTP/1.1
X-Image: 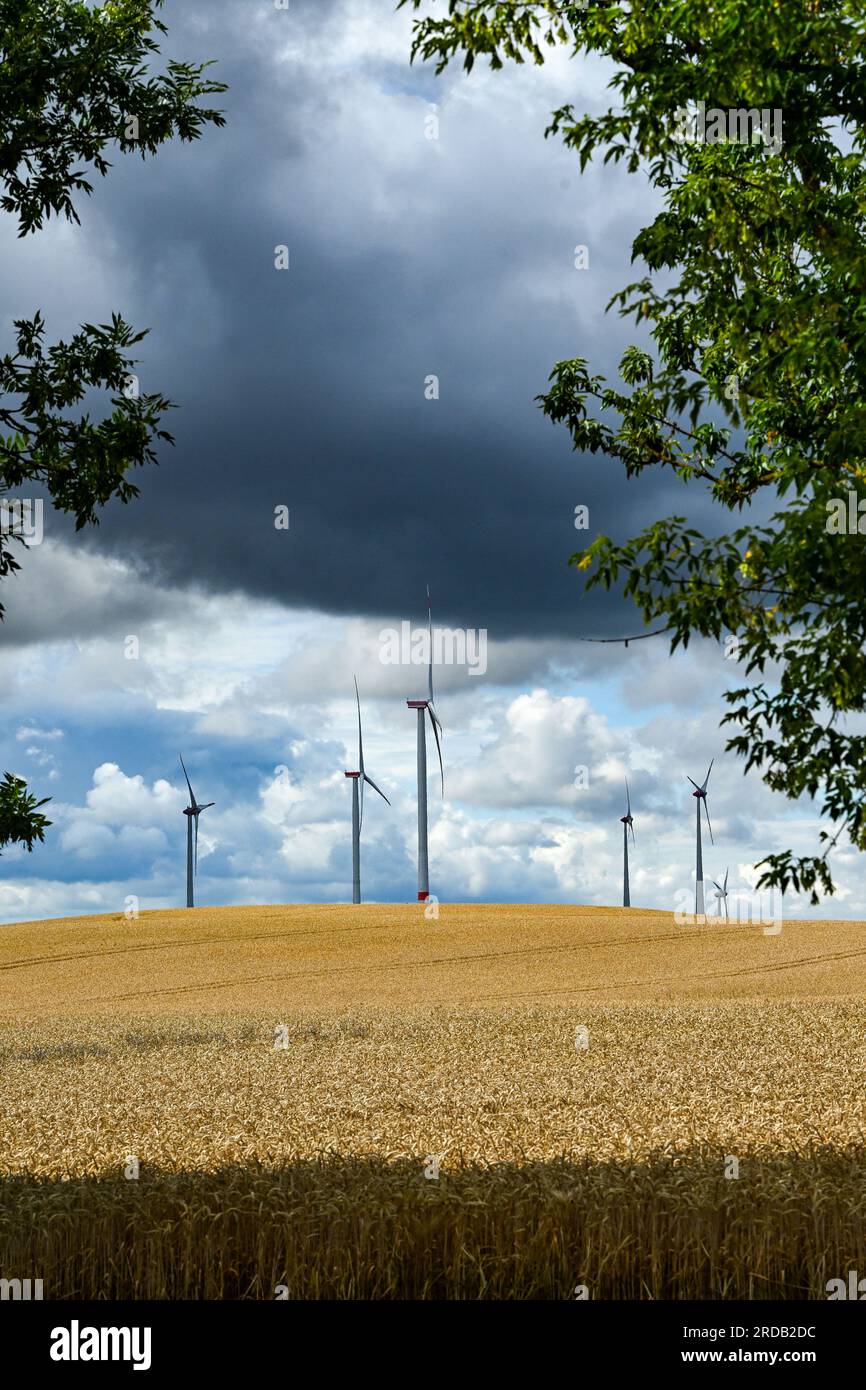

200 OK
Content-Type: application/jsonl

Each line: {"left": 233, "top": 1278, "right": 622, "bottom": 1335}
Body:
{"left": 0, "top": 0, "right": 859, "bottom": 923}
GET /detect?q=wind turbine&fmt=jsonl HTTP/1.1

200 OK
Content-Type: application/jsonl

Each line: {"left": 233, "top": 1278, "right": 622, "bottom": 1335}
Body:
{"left": 180, "top": 755, "right": 214, "bottom": 909}
{"left": 688, "top": 759, "right": 714, "bottom": 916}
{"left": 712, "top": 867, "right": 729, "bottom": 920}
{"left": 406, "top": 587, "right": 443, "bottom": 901}
{"left": 345, "top": 677, "right": 390, "bottom": 903}
{"left": 621, "top": 778, "right": 635, "bottom": 907}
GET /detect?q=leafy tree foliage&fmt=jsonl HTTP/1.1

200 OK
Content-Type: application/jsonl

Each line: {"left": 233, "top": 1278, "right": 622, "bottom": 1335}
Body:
{"left": 399, "top": 0, "right": 866, "bottom": 901}
{"left": 0, "top": 772, "right": 50, "bottom": 854}
{"left": 0, "top": 1, "right": 225, "bottom": 853}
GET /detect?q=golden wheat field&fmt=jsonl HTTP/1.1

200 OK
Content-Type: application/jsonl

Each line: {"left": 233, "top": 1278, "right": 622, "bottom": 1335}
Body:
{"left": 1, "top": 904, "right": 864, "bottom": 1299}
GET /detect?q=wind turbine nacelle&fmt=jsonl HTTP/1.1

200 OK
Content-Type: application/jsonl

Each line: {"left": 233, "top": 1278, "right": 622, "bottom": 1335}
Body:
{"left": 407, "top": 700, "right": 428, "bottom": 710}
{"left": 344, "top": 771, "right": 361, "bottom": 779}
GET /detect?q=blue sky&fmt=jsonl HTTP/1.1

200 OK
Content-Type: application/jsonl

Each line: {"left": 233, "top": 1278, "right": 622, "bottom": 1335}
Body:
{"left": 1, "top": 560, "right": 856, "bottom": 921}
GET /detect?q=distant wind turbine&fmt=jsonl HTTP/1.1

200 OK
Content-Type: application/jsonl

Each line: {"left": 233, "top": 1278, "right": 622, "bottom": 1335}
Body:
{"left": 180, "top": 755, "right": 214, "bottom": 909}
{"left": 712, "top": 867, "right": 729, "bottom": 920}
{"left": 345, "top": 677, "right": 390, "bottom": 903}
{"left": 621, "top": 778, "right": 635, "bottom": 907}
{"left": 406, "top": 587, "right": 443, "bottom": 901}
{"left": 688, "top": 759, "right": 714, "bottom": 915}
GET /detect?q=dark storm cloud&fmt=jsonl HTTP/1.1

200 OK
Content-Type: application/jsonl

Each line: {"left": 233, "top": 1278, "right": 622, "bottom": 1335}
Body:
{"left": 10, "top": 0, "right": 719, "bottom": 641}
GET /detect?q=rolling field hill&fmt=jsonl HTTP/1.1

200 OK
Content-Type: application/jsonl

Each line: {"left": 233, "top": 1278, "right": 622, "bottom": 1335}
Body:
{"left": 2, "top": 902, "right": 865, "bottom": 1016}
{"left": 1, "top": 905, "right": 864, "bottom": 1299}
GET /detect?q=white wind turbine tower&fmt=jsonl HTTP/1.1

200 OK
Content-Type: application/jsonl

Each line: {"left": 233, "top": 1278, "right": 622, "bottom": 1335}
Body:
{"left": 180, "top": 755, "right": 214, "bottom": 909}
{"left": 620, "top": 778, "right": 635, "bottom": 907}
{"left": 688, "top": 759, "right": 714, "bottom": 915}
{"left": 406, "top": 587, "right": 443, "bottom": 902}
{"left": 712, "top": 867, "right": 729, "bottom": 920}
{"left": 345, "top": 677, "right": 390, "bottom": 903}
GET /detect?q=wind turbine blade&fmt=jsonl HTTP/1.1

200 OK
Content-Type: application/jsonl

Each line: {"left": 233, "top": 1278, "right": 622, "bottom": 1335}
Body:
{"left": 711, "top": 880, "right": 721, "bottom": 892}
{"left": 425, "top": 588, "right": 443, "bottom": 791}
{"left": 194, "top": 813, "right": 199, "bottom": 875}
{"left": 363, "top": 773, "right": 390, "bottom": 806}
{"left": 724, "top": 866, "right": 729, "bottom": 890}
{"left": 353, "top": 676, "right": 366, "bottom": 831}
{"left": 427, "top": 703, "right": 444, "bottom": 796}
{"left": 427, "top": 586, "right": 435, "bottom": 705}
{"left": 625, "top": 777, "right": 631, "bottom": 817}
{"left": 179, "top": 754, "right": 195, "bottom": 806}
{"left": 630, "top": 821, "right": 635, "bottom": 846}
{"left": 687, "top": 776, "right": 700, "bottom": 791}
{"left": 199, "top": 802, "right": 215, "bottom": 811}
{"left": 703, "top": 798, "right": 714, "bottom": 845}
{"left": 701, "top": 758, "right": 714, "bottom": 792}
{"left": 354, "top": 676, "right": 364, "bottom": 777}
